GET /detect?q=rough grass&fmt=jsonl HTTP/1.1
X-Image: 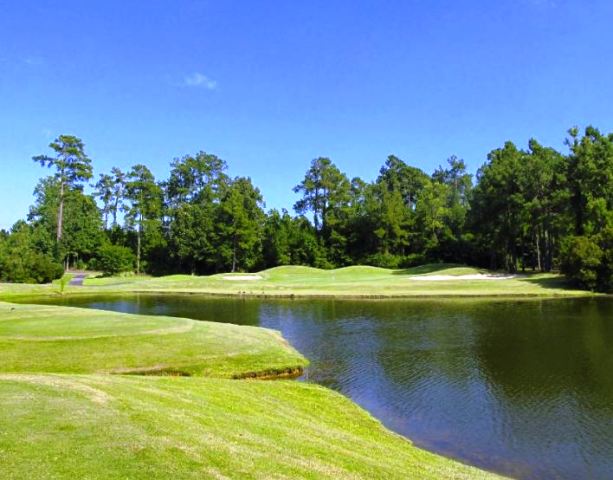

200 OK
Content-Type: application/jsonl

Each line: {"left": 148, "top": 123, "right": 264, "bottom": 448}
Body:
{"left": 0, "top": 302, "right": 307, "bottom": 377}
{"left": 0, "top": 374, "right": 502, "bottom": 479}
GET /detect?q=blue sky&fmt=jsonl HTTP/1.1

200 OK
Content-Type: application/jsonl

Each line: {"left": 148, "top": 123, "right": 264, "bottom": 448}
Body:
{"left": 1, "top": 0, "right": 612, "bottom": 229}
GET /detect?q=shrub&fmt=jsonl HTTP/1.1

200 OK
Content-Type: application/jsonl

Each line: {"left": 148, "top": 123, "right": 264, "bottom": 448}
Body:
{"left": 94, "top": 245, "right": 135, "bottom": 276}
{"left": 560, "top": 235, "right": 603, "bottom": 291}
{"left": 364, "top": 252, "right": 404, "bottom": 269}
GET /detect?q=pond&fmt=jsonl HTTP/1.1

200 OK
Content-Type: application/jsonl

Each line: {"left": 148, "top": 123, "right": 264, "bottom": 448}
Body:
{"left": 23, "top": 295, "right": 613, "bottom": 479}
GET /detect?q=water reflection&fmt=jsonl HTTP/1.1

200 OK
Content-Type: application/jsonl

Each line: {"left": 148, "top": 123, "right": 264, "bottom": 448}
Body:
{"left": 22, "top": 295, "right": 613, "bottom": 480}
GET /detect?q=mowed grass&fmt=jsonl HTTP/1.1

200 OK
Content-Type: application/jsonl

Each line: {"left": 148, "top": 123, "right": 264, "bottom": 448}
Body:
{"left": 0, "top": 264, "right": 592, "bottom": 300}
{"left": 69, "top": 264, "right": 593, "bottom": 298}
{"left": 0, "top": 374, "right": 502, "bottom": 479}
{"left": 0, "top": 302, "right": 307, "bottom": 377}
{"left": 0, "top": 302, "right": 503, "bottom": 479}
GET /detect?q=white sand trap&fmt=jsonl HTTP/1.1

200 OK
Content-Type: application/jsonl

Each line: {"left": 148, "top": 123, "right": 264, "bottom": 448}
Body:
{"left": 222, "top": 275, "right": 263, "bottom": 281}
{"left": 410, "top": 274, "right": 519, "bottom": 281}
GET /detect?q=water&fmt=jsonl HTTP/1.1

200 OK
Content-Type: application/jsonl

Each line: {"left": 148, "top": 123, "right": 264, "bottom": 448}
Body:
{"left": 22, "top": 294, "right": 613, "bottom": 479}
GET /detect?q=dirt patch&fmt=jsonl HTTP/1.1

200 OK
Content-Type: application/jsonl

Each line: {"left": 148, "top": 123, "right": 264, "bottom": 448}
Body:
{"left": 110, "top": 365, "right": 192, "bottom": 377}
{"left": 232, "top": 366, "right": 304, "bottom": 380}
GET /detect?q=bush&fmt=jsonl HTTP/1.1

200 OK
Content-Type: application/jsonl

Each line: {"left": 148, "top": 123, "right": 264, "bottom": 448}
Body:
{"left": 560, "top": 235, "right": 603, "bottom": 291}
{"left": 0, "top": 250, "right": 63, "bottom": 284}
{"left": 362, "top": 252, "right": 429, "bottom": 269}
{"left": 364, "top": 252, "right": 404, "bottom": 269}
{"left": 94, "top": 245, "right": 135, "bottom": 276}
{"left": 31, "top": 254, "right": 65, "bottom": 283}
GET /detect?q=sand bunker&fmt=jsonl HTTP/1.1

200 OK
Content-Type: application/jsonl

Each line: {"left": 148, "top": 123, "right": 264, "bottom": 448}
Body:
{"left": 410, "top": 274, "right": 518, "bottom": 281}
{"left": 222, "top": 275, "right": 263, "bottom": 281}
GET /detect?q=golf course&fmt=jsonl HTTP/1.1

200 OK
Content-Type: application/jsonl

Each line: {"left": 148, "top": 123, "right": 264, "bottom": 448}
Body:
{"left": 0, "top": 299, "right": 503, "bottom": 479}
{"left": 0, "top": 264, "right": 595, "bottom": 300}
{"left": 0, "top": 265, "right": 603, "bottom": 478}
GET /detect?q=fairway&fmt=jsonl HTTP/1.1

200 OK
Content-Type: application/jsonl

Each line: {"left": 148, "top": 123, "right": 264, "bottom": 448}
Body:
{"left": 0, "top": 302, "right": 504, "bottom": 479}
{"left": 0, "top": 374, "right": 502, "bottom": 479}
{"left": 0, "top": 302, "right": 307, "bottom": 378}
{"left": 0, "top": 264, "right": 594, "bottom": 301}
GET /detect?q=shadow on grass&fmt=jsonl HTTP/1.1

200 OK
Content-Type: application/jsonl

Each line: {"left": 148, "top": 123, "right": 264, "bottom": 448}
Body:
{"left": 516, "top": 274, "right": 579, "bottom": 291}
{"left": 392, "top": 263, "right": 466, "bottom": 275}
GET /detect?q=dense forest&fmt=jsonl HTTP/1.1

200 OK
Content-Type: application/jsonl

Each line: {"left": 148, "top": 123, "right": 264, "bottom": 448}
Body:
{"left": 0, "top": 126, "right": 611, "bottom": 292}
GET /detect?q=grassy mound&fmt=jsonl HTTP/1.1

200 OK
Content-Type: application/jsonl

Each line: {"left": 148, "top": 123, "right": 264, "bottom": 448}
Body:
{"left": 77, "top": 264, "right": 591, "bottom": 298}
{"left": 0, "top": 373, "right": 501, "bottom": 479}
{"left": 0, "top": 263, "right": 593, "bottom": 299}
{"left": 0, "top": 302, "right": 307, "bottom": 377}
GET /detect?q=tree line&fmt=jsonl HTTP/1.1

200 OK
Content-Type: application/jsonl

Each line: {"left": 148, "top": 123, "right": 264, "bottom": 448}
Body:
{"left": 0, "top": 127, "right": 611, "bottom": 291}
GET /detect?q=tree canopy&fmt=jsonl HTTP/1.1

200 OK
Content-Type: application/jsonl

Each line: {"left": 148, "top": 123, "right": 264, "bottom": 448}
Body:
{"left": 3, "top": 126, "right": 611, "bottom": 292}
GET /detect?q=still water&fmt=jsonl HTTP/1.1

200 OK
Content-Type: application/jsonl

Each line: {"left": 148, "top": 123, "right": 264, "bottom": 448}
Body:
{"left": 25, "top": 295, "right": 613, "bottom": 479}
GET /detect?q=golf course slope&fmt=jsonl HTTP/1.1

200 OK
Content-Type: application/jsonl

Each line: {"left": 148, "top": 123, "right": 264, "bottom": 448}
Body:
{"left": 0, "top": 302, "right": 503, "bottom": 479}
{"left": 0, "top": 374, "right": 500, "bottom": 479}
{"left": 0, "top": 302, "right": 307, "bottom": 378}
{"left": 0, "top": 263, "right": 592, "bottom": 300}
{"left": 81, "top": 264, "right": 589, "bottom": 298}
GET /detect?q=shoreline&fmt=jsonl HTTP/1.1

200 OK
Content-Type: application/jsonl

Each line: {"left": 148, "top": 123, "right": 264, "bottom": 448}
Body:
{"left": 0, "top": 301, "right": 504, "bottom": 478}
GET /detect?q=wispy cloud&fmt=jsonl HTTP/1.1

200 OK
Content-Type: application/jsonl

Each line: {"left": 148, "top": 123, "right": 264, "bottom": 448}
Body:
{"left": 23, "top": 56, "right": 44, "bottom": 66}
{"left": 183, "top": 72, "right": 217, "bottom": 89}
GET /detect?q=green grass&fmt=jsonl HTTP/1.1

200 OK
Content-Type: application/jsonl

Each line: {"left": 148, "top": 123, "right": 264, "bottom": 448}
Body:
{"left": 0, "top": 374, "right": 501, "bottom": 479}
{"left": 0, "top": 302, "right": 307, "bottom": 377}
{"left": 0, "top": 263, "right": 593, "bottom": 300}
{"left": 73, "top": 264, "right": 592, "bottom": 298}
{"left": 0, "top": 302, "right": 502, "bottom": 479}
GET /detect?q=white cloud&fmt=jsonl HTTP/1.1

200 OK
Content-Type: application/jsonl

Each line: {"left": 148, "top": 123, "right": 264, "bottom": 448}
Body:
{"left": 23, "top": 56, "right": 44, "bottom": 66}
{"left": 183, "top": 72, "right": 217, "bottom": 89}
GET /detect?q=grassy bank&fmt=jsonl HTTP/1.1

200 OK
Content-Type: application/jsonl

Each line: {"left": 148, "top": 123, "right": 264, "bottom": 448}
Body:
{"left": 0, "top": 302, "right": 307, "bottom": 377}
{"left": 0, "top": 264, "right": 591, "bottom": 300}
{"left": 0, "top": 374, "right": 500, "bottom": 479}
{"left": 0, "top": 302, "right": 502, "bottom": 479}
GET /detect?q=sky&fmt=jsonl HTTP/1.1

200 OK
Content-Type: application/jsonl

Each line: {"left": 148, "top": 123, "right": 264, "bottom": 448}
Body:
{"left": 1, "top": 0, "right": 612, "bottom": 229}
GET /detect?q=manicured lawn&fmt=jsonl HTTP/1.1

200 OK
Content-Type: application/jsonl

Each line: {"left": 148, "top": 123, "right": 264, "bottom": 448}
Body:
{"left": 0, "top": 302, "right": 307, "bottom": 377}
{"left": 0, "top": 264, "right": 592, "bottom": 300}
{"left": 81, "top": 264, "right": 591, "bottom": 298}
{"left": 0, "top": 373, "right": 501, "bottom": 479}
{"left": 0, "top": 302, "right": 503, "bottom": 479}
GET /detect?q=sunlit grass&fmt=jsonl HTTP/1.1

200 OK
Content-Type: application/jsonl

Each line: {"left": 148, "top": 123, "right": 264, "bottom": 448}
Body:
{"left": 72, "top": 264, "right": 594, "bottom": 298}
{"left": 0, "top": 373, "right": 503, "bottom": 479}
{"left": 0, "top": 302, "right": 503, "bottom": 478}
{"left": 0, "top": 302, "right": 307, "bottom": 377}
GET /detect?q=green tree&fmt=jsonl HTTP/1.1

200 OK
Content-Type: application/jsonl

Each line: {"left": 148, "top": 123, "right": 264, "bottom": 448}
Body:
{"left": 28, "top": 177, "right": 104, "bottom": 267}
{"left": 293, "top": 158, "right": 351, "bottom": 265}
{"left": 166, "top": 152, "right": 228, "bottom": 206}
{"left": 216, "top": 177, "right": 265, "bottom": 272}
{"left": 293, "top": 157, "right": 351, "bottom": 234}
{"left": 377, "top": 155, "right": 430, "bottom": 210}
{"left": 0, "top": 221, "right": 63, "bottom": 283}
{"left": 415, "top": 181, "right": 451, "bottom": 254}
{"left": 94, "top": 173, "right": 114, "bottom": 229}
{"left": 372, "top": 185, "right": 411, "bottom": 256}
{"left": 94, "top": 167, "right": 126, "bottom": 229}
{"left": 432, "top": 156, "right": 472, "bottom": 235}
{"left": 470, "top": 142, "right": 525, "bottom": 271}
{"left": 262, "top": 209, "right": 292, "bottom": 267}
{"left": 32, "top": 135, "right": 93, "bottom": 244}
{"left": 125, "top": 165, "right": 163, "bottom": 274}
{"left": 565, "top": 126, "right": 613, "bottom": 236}
{"left": 560, "top": 235, "right": 603, "bottom": 290}
{"left": 93, "top": 245, "right": 135, "bottom": 276}
{"left": 166, "top": 153, "right": 229, "bottom": 274}
{"left": 518, "top": 140, "right": 568, "bottom": 271}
